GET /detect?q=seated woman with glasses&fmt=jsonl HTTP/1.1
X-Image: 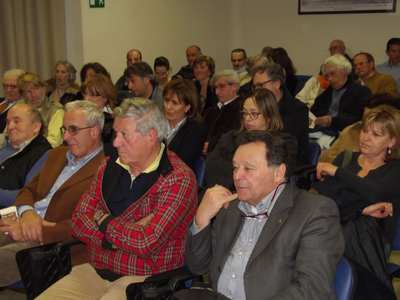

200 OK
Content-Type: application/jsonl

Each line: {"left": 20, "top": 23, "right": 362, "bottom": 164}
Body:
{"left": 204, "top": 89, "right": 297, "bottom": 191}
{"left": 312, "top": 105, "right": 400, "bottom": 300}
{"left": 163, "top": 78, "right": 206, "bottom": 171}
{"left": 18, "top": 72, "right": 64, "bottom": 147}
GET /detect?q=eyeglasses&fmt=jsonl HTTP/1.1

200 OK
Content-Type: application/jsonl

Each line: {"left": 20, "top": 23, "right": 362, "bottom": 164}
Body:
{"left": 241, "top": 111, "right": 262, "bottom": 120}
{"left": 252, "top": 79, "right": 273, "bottom": 91}
{"left": 60, "top": 125, "right": 94, "bottom": 136}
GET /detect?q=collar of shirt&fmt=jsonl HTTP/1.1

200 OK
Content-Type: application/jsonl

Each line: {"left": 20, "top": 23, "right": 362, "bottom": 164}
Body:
{"left": 167, "top": 117, "right": 187, "bottom": 138}
{"left": 116, "top": 143, "right": 165, "bottom": 180}
{"left": 9, "top": 134, "right": 38, "bottom": 152}
{"left": 66, "top": 145, "right": 103, "bottom": 167}
{"left": 238, "top": 183, "right": 286, "bottom": 216}
{"left": 217, "top": 96, "right": 237, "bottom": 109}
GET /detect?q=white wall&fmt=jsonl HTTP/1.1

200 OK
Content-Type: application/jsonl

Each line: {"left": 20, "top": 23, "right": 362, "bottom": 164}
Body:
{"left": 70, "top": 0, "right": 231, "bottom": 82}
{"left": 239, "top": 0, "right": 400, "bottom": 74}
{"left": 65, "top": 0, "right": 400, "bottom": 82}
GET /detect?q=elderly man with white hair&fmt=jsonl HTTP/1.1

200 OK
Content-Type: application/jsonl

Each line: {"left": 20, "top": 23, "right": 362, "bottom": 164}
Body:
{"left": 310, "top": 54, "right": 371, "bottom": 148}
{"left": 203, "top": 69, "right": 243, "bottom": 154}
{"left": 0, "top": 68, "right": 25, "bottom": 132}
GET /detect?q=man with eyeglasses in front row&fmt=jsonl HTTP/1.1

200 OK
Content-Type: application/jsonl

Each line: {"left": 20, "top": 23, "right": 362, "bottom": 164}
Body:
{"left": 0, "top": 100, "right": 104, "bottom": 287}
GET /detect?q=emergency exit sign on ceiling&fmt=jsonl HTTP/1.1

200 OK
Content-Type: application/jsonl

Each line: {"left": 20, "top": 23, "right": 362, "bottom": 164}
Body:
{"left": 89, "top": 0, "right": 104, "bottom": 8}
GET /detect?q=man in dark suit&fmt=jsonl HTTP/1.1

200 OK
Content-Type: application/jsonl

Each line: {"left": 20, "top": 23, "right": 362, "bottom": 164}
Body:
{"left": 311, "top": 54, "right": 371, "bottom": 134}
{"left": 252, "top": 62, "right": 309, "bottom": 165}
{"left": 186, "top": 131, "right": 344, "bottom": 300}
{"left": 0, "top": 103, "right": 51, "bottom": 207}
{"left": 173, "top": 45, "right": 202, "bottom": 80}
{"left": 203, "top": 69, "right": 243, "bottom": 154}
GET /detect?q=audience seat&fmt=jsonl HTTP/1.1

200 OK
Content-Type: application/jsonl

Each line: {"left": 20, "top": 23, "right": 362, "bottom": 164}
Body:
{"left": 193, "top": 156, "right": 206, "bottom": 189}
{"left": 294, "top": 75, "right": 312, "bottom": 95}
{"left": 335, "top": 257, "right": 355, "bottom": 300}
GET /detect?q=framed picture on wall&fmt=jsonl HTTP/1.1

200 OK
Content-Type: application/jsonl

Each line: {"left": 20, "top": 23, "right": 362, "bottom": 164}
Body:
{"left": 298, "top": 0, "right": 396, "bottom": 14}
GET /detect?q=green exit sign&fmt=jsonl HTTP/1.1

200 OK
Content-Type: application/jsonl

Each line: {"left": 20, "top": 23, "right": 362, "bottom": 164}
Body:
{"left": 89, "top": 0, "right": 104, "bottom": 8}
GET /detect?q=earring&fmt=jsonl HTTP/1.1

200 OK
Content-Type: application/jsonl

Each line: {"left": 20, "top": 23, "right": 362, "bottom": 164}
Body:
{"left": 387, "top": 147, "right": 392, "bottom": 156}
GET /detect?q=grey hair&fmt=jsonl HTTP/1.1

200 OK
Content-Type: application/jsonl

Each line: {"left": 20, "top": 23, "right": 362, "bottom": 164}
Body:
{"left": 251, "top": 61, "right": 286, "bottom": 85}
{"left": 65, "top": 100, "right": 104, "bottom": 130}
{"left": 323, "top": 54, "right": 352, "bottom": 75}
{"left": 211, "top": 69, "right": 240, "bottom": 86}
{"left": 3, "top": 69, "right": 25, "bottom": 81}
{"left": 114, "top": 98, "right": 168, "bottom": 142}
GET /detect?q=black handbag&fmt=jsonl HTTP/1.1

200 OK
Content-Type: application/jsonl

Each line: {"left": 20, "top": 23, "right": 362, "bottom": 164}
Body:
{"left": 126, "top": 267, "right": 200, "bottom": 300}
{"left": 15, "top": 239, "right": 82, "bottom": 300}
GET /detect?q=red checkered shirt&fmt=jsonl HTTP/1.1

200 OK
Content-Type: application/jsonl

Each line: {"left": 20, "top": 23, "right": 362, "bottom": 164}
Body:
{"left": 71, "top": 151, "right": 198, "bottom": 276}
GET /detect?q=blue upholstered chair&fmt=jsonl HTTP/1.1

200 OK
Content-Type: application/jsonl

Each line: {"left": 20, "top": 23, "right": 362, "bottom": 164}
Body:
{"left": 335, "top": 257, "right": 354, "bottom": 300}
{"left": 193, "top": 156, "right": 206, "bottom": 189}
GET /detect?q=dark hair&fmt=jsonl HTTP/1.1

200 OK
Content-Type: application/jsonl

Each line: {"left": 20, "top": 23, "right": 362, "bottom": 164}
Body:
{"left": 235, "top": 130, "right": 297, "bottom": 177}
{"left": 270, "top": 47, "right": 296, "bottom": 76}
{"left": 154, "top": 56, "right": 170, "bottom": 71}
{"left": 231, "top": 48, "right": 247, "bottom": 59}
{"left": 353, "top": 52, "right": 375, "bottom": 64}
{"left": 193, "top": 55, "right": 216, "bottom": 77}
{"left": 366, "top": 94, "right": 400, "bottom": 110}
{"left": 163, "top": 78, "right": 200, "bottom": 120}
{"left": 126, "top": 62, "right": 154, "bottom": 81}
{"left": 386, "top": 38, "right": 400, "bottom": 52}
{"left": 80, "top": 62, "right": 110, "bottom": 83}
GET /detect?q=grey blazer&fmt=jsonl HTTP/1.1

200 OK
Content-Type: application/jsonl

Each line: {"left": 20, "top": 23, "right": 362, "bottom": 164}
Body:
{"left": 186, "top": 182, "right": 344, "bottom": 300}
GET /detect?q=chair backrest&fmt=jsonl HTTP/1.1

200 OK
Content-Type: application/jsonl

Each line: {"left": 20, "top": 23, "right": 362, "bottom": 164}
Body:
{"left": 392, "top": 214, "right": 400, "bottom": 250}
{"left": 308, "top": 142, "right": 321, "bottom": 165}
{"left": 335, "top": 257, "right": 354, "bottom": 300}
{"left": 294, "top": 75, "right": 312, "bottom": 94}
{"left": 193, "top": 156, "right": 206, "bottom": 188}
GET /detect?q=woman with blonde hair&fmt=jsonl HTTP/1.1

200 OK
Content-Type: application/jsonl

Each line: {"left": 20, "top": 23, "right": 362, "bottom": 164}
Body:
{"left": 18, "top": 72, "right": 64, "bottom": 147}
{"left": 313, "top": 105, "right": 400, "bottom": 300}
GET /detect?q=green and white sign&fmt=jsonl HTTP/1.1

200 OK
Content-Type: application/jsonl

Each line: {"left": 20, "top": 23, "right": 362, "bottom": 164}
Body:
{"left": 89, "top": 0, "right": 104, "bottom": 8}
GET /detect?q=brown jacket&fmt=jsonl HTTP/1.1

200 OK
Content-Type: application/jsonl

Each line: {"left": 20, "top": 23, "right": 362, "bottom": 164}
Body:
{"left": 15, "top": 146, "right": 104, "bottom": 263}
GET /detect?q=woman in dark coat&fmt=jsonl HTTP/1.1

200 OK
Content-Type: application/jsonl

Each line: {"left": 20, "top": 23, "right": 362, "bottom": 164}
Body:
{"left": 313, "top": 105, "right": 400, "bottom": 300}
{"left": 163, "top": 78, "right": 206, "bottom": 171}
{"left": 204, "top": 89, "right": 287, "bottom": 191}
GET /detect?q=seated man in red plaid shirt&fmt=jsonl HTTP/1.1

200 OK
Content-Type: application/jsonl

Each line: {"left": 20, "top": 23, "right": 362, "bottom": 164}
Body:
{"left": 38, "top": 98, "right": 198, "bottom": 300}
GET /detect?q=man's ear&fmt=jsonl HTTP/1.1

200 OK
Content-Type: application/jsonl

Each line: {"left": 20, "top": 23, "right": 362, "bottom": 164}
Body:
{"left": 143, "top": 77, "right": 150, "bottom": 86}
{"left": 90, "top": 126, "right": 101, "bottom": 139}
{"left": 32, "top": 122, "right": 41, "bottom": 136}
{"left": 147, "top": 128, "right": 159, "bottom": 143}
{"left": 274, "top": 164, "right": 286, "bottom": 184}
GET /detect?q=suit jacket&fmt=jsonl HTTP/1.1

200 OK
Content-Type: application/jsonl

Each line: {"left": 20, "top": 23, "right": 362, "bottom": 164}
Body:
{"left": 279, "top": 88, "right": 309, "bottom": 165}
{"left": 168, "top": 118, "right": 206, "bottom": 171}
{"left": 311, "top": 80, "right": 371, "bottom": 131}
{"left": 0, "top": 98, "right": 16, "bottom": 133}
{"left": 15, "top": 146, "right": 104, "bottom": 263}
{"left": 0, "top": 134, "right": 51, "bottom": 190}
{"left": 186, "top": 182, "right": 344, "bottom": 300}
{"left": 204, "top": 97, "right": 243, "bottom": 153}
